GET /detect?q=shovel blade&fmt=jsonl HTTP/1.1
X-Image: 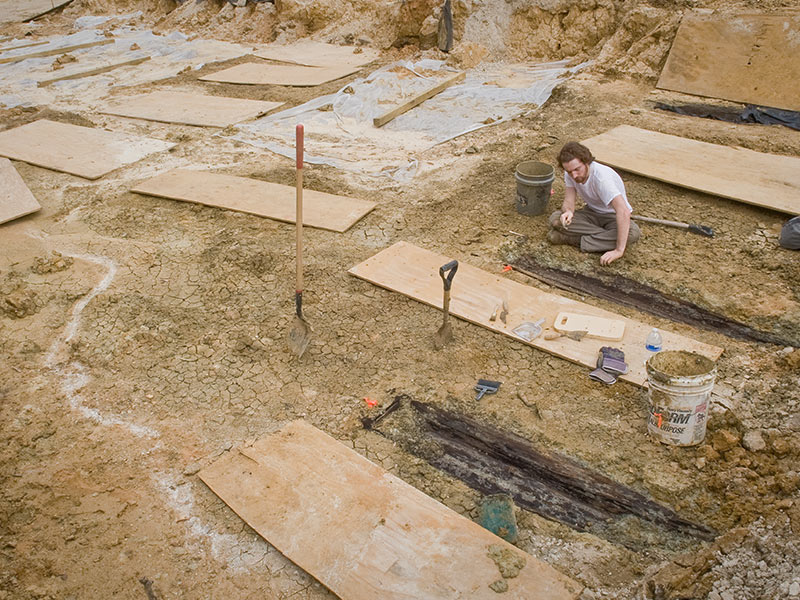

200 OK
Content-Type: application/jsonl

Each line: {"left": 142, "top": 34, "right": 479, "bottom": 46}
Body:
{"left": 288, "top": 315, "right": 313, "bottom": 357}
{"left": 433, "top": 323, "right": 453, "bottom": 350}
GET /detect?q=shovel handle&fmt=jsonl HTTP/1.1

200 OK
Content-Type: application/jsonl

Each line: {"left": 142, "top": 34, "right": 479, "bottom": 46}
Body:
{"left": 439, "top": 260, "right": 458, "bottom": 291}
{"left": 296, "top": 124, "right": 304, "bottom": 293}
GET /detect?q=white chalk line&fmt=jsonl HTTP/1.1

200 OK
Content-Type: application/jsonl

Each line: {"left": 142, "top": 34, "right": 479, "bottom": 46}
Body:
{"left": 44, "top": 252, "right": 158, "bottom": 439}
{"left": 42, "top": 249, "right": 273, "bottom": 574}
{"left": 152, "top": 471, "right": 273, "bottom": 574}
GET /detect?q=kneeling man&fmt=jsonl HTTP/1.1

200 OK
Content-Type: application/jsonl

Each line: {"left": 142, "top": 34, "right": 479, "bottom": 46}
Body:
{"left": 548, "top": 141, "right": 640, "bottom": 266}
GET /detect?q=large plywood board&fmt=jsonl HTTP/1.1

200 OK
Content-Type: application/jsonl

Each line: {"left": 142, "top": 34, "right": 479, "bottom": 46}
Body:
{"left": 0, "top": 0, "right": 72, "bottom": 24}
{"left": 582, "top": 125, "right": 800, "bottom": 215}
{"left": 348, "top": 242, "right": 723, "bottom": 387}
{"left": 199, "top": 420, "right": 583, "bottom": 600}
{"left": 199, "top": 62, "right": 360, "bottom": 87}
{"left": 100, "top": 90, "right": 283, "bottom": 127}
{"left": 131, "top": 169, "right": 375, "bottom": 232}
{"left": 658, "top": 12, "right": 800, "bottom": 112}
{"left": 0, "top": 119, "right": 175, "bottom": 180}
{"left": 0, "top": 158, "right": 40, "bottom": 225}
{"left": 253, "top": 40, "right": 380, "bottom": 69}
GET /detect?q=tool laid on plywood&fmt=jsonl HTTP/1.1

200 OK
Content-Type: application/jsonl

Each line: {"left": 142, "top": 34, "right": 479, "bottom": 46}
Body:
{"left": 512, "top": 319, "right": 544, "bottom": 342}
{"left": 544, "top": 329, "right": 587, "bottom": 342}
{"left": 499, "top": 296, "right": 509, "bottom": 324}
{"left": 489, "top": 304, "right": 500, "bottom": 322}
{"left": 433, "top": 260, "right": 458, "bottom": 349}
{"left": 632, "top": 214, "right": 714, "bottom": 237}
{"left": 475, "top": 379, "right": 501, "bottom": 400}
{"left": 288, "top": 124, "right": 314, "bottom": 357}
{"left": 554, "top": 312, "right": 625, "bottom": 341}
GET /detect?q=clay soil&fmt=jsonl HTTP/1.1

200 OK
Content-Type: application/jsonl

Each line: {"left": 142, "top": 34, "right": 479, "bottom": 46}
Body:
{"left": 1, "top": 1, "right": 799, "bottom": 599}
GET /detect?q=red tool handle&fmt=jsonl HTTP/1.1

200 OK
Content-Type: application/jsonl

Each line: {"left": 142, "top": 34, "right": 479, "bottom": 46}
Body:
{"left": 296, "top": 124, "right": 304, "bottom": 170}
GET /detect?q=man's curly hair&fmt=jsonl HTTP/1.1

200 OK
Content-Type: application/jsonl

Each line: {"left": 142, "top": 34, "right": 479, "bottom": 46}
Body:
{"left": 557, "top": 141, "right": 594, "bottom": 167}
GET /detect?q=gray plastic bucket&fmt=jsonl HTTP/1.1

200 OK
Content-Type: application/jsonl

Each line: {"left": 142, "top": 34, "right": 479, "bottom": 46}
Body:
{"left": 515, "top": 161, "right": 554, "bottom": 216}
{"left": 646, "top": 351, "right": 717, "bottom": 447}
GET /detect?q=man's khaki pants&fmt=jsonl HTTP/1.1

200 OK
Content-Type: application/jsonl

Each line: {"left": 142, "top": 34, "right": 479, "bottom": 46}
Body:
{"left": 549, "top": 209, "right": 641, "bottom": 253}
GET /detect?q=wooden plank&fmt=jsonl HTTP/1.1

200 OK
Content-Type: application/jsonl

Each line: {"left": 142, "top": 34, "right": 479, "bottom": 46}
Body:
{"left": 0, "top": 40, "right": 48, "bottom": 51}
{"left": 581, "top": 125, "right": 800, "bottom": 215}
{"left": 0, "top": 0, "right": 72, "bottom": 24}
{"left": 348, "top": 242, "right": 723, "bottom": 387}
{"left": 199, "top": 420, "right": 583, "bottom": 600}
{"left": 37, "top": 55, "right": 150, "bottom": 87}
{"left": 373, "top": 70, "right": 465, "bottom": 127}
{"left": 253, "top": 40, "right": 380, "bottom": 69}
{"left": 0, "top": 38, "right": 113, "bottom": 65}
{"left": 658, "top": 12, "right": 800, "bottom": 112}
{"left": 131, "top": 169, "right": 375, "bottom": 232}
{"left": 0, "top": 119, "right": 175, "bottom": 180}
{"left": 199, "top": 62, "right": 360, "bottom": 87}
{"left": 100, "top": 90, "right": 283, "bottom": 127}
{"left": 0, "top": 158, "right": 40, "bottom": 225}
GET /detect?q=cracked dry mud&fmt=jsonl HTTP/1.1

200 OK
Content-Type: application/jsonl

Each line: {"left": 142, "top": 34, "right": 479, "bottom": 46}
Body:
{"left": 1, "top": 1, "right": 799, "bottom": 599}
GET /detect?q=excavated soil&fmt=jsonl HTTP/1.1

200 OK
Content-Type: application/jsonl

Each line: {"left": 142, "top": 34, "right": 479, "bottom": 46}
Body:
{"left": 1, "top": 1, "right": 799, "bottom": 599}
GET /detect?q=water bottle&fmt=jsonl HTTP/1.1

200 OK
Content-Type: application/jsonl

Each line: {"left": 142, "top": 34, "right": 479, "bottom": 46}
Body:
{"left": 645, "top": 328, "right": 662, "bottom": 352}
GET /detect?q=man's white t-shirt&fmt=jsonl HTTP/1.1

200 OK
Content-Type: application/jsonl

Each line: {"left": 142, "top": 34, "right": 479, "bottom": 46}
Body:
{"left": 564, "top": 162, "right": 632, "bottom": 215}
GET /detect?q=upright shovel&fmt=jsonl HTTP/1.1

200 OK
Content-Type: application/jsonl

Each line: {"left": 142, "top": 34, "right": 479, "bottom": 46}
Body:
{"left": 288, "top": 124, "right": 313, "bottom": 357}
{"left": 433, "top": 260, "right": 458, "bottom": 349}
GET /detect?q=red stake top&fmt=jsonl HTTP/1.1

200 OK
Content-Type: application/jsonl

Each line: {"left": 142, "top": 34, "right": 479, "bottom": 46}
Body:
{"left": 296, "top": 124, "right": 304, "bottom": 170}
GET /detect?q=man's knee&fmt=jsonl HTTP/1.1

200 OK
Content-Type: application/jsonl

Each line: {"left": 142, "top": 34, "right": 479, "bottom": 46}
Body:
{"left": 627, "top": 221, "right": 641, "bottom": 244}
{"left": 548, "top": 210, "right": 563, "bottom": 229}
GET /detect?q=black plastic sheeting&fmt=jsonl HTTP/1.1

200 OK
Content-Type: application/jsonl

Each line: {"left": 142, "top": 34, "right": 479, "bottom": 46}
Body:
{"left": 655, "top": 102, "right": 800, "bottom": 132}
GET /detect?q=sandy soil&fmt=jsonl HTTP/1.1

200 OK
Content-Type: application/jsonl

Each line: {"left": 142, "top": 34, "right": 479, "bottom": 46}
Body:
{"left": 1, "top": 1, "right": 799, "bottom": 599}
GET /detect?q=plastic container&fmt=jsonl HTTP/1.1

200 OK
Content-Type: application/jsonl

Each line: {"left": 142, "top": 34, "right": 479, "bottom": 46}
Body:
{"left": 646, "top": 350, "right": 717, "bottom": 446}
{"left": 514, "top": 161, "right": 554, "bottom": 216}
{"left": 645, "top": 328, "right": 663, "bottom": 352}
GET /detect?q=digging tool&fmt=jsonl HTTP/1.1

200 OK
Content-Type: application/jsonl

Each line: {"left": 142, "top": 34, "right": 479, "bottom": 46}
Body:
{"left": 433, "top": 260, "right": 458, "bottom": 349}
{"left": 475, "top": 379, "right": 501, "bottom": 400}
{"left": 288, "top": 123, "right": 313, "bottom": 357}
{"left": 632, "top": 214, "right": 714, "bottom": 237}
{"left": 544, "top": 329, "right": 588, "bottom": 341}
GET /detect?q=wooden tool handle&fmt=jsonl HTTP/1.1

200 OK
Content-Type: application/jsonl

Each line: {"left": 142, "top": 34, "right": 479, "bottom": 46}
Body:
{"left": 296, "top": 124, "right": 304, "bottom": 292}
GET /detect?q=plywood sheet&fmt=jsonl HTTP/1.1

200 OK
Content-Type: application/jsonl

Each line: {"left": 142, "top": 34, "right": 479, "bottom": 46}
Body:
{"left": 0, "top": 158, "right": 40, "bottom": 225}
{"left": 131, "top": 169, "right": 375, "bottom": 232}
{"left": 199, "top": 420, "right": 583, "bottom": 600}
{"left": 253, "top": 40, "right": 380, "bottom": 69}
{"left": 348, "top": 242, "right": 723, "bottom": 387}
{"left": 581, "top": 125, "right": 800, "bottom": 215}
{"left": 199, "top": 62, "right": 360, "bottom": 87}
{"left": 100, "top": 90, "right": 283, "bottom": 127}
{"left": 0, "top": 119, "right": 175, "bottom": 180}
{"left": 0, "top": 0, "right": 72, "bottom": 24}
{"left": 658, "top": 12, "right": 800, "bottom": 112}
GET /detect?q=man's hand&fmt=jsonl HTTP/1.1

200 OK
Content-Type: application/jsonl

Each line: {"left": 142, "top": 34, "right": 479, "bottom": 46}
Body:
{"left": 560, "top": 210, "right": 574, "bottom": 228}
{"left": 600, "top": 249, "right": 624, "bottom": 266}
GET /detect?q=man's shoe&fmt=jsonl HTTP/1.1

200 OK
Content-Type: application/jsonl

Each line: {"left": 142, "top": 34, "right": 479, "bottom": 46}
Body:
{"left": 547, "top": 229, "right": 580, "bottom": 247}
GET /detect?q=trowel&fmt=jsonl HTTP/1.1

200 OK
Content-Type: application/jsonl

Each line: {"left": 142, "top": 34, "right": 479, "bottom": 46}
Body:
{"left": 544, "top": 329, "right": 587, "bottom": 341}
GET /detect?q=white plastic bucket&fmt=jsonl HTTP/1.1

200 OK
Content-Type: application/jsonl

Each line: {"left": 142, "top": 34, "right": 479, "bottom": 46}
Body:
{"left": 515, "top": 161, "right": 554, "bottom": 216}
{"left": 646, "top": 350, "right": 717, "bottom": 446}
